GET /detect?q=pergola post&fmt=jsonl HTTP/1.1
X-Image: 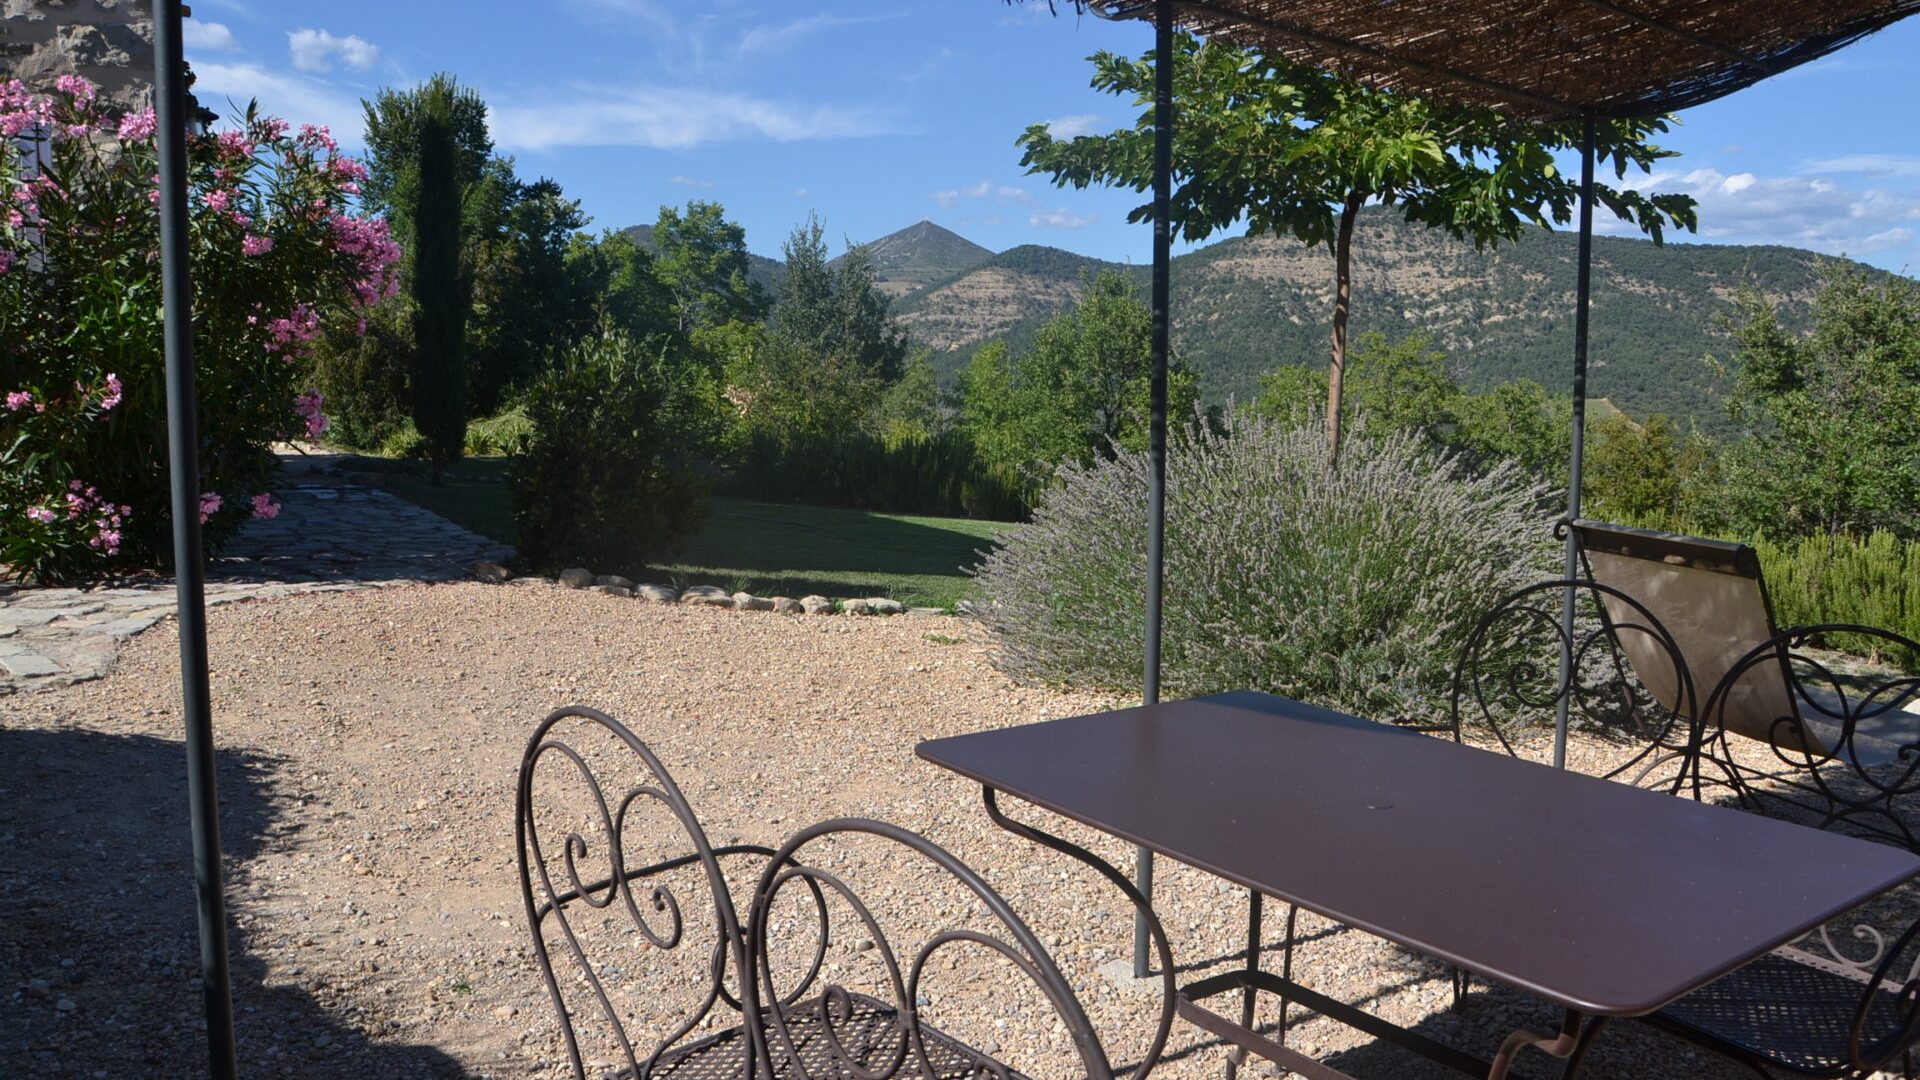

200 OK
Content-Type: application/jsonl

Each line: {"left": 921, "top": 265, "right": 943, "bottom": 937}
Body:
{"left": 152, "top": 2, "right": 239, "bottom": 1074}
{"left": 1134, "top": 0, "right": 1174, "bottom": 978}
{"left": 1553, "top": 115, "right": 1598, "bottom": 771}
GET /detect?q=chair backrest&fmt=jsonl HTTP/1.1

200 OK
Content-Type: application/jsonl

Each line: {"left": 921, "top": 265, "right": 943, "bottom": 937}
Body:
{"left": 1450, "top": 576, "right": 1700, "bottom": 788}
{"left": 516, "top": 706, "right": 756, "bottom": 1080}
{"left": 1571, "top": 520, "right": 1808, "bottom": 751}
{"left": 743, "top": 817, "right": 1121, "bottom": 1080}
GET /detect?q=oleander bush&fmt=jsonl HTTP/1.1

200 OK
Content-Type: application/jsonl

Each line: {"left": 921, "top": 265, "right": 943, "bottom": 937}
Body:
{"left": 512, "top": 327, "right": 723, "bottom": 572}
{"left": 0, "top": 78, "right": 398, "bottom": 581}
{"left": 972, "top": 411, "right": 1558, "bottom": 720}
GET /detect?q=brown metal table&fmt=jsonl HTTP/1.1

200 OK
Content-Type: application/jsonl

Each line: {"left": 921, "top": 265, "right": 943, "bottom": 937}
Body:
{"left": 916, "top": 691, "right": 1920, "bottom": 1080}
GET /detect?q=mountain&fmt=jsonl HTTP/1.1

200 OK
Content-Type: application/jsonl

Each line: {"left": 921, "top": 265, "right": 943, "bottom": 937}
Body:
{"left": 893, "top": 208, "right": 1892, "bottom": 433}
{"left": 620, "top": 218, "right": 994, "bottom": 302}
{"left": 835, "top": 220, "right": 995, "bottom": 298}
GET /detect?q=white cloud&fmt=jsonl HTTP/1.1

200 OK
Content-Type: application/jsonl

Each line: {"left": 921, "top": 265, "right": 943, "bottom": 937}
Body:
{"left": 288, "top": 29, "right": 380, "bottom": 74}
{"left": 1044, "top": 114, "right": 1104, "bottom": 139}
{"left": 1612, "top": 166, "right": 1920, "bottom": 258}
{"left": 187, "top": 60, "right": 366, "bottom": 144}
{"left": 1805, "top": 154, "right": 1920, "bottom": 178}
{"left": 738, "top": 14, "right": 904, "bottom": 57}
{"left": 183, "top": 21, "right": 240, "bottom": 53}
{"left": 792, "top": 187, "right": 811, "bottom": 197}
{"left": 1031, "top": 207, "right": 1096, "bottom": 230}
{"left": 669, "top": 175, "right": 715, "bottom": 188}
{"left": 489, "top": 85, "right": 893, "bottom": 151}
{"left": 934, "top": 180, "right": 1035, "bottom": 209}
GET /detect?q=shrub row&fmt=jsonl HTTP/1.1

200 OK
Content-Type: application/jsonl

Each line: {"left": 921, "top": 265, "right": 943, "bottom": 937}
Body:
{"left": 723, "top": 428, "right": 1034, "bottom": 522}
{"left": 1757, "top": 530, "right": 1920, "bottom": 667}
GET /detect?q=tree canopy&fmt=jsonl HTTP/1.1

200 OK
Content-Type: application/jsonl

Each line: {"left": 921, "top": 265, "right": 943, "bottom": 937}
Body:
{"left": 961, "top": 270, "right": 1201, "bottom": 476}
{"left": 1019, "top": 33, "right": 1697, "bottom": 456}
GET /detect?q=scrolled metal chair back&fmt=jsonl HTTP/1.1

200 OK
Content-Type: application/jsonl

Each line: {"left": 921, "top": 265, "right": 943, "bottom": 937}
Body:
{"left": 517, "top": 705, "right": 755, "bottom": 1080}
{"left": 744, "top": 818, "right": 1116, "bottom": 1080}
{"left": 1449, "top": 578, "right": 1701, "bottom": 790}
{"left": 1846, "top": 906, "right": 1920, "bottom": 1076}
{"left": 1704, "top": 624, "right": 1920, "bottom": 851}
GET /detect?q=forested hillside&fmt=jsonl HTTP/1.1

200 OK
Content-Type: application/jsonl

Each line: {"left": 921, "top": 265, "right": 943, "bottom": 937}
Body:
{"left": 893, "top": 208, "right": 1888, "bottom": 431}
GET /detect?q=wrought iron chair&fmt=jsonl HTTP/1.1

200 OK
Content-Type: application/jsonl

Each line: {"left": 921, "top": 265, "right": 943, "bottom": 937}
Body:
{"left": 1643, "top": 895, "right": 1920, "bottom": 1080}
{"left": 516, "top": 705, "right": 776, "bottom": 1080}
{"left": 1447, "top": 575, "right": 1705, "bottom": 793}
{"left": 1570, "top": 520, "right": 1920, "bottom": 847}
{"left": 519, "top": 705, "right": 1170, "bottom": 1080}
{"left": 1698, "top": 624, "right": 1920, "bottom": 853}
{"left": 1641, "top": 635, "right": 1920, "bottom": 1080}
{"left": 744, "top": 816, "right": 1171, "bottom": 1080}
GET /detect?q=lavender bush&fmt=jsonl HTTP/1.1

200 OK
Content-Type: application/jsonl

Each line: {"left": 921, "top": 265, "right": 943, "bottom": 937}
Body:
{"left": 971, "top": 412, "right": 1558, "bottom": 721}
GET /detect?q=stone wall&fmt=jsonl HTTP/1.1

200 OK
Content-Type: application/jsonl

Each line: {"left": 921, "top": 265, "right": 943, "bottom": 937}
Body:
{"left": 1, "top": 0, "right": 155, "bottom": 116}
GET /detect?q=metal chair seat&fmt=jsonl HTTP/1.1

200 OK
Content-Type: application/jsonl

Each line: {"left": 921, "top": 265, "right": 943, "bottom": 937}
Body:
{"left": 1650, "top": 949, "right": 1901, "bottom": 1076}
{"left": 761, "top": 992, "right": 1026, "bottom": 1080}
{"left": 639, "top": 994, "right": 1017, "bottom": 1080}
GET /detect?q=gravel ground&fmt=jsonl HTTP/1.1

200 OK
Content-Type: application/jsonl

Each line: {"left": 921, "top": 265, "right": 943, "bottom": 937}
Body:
{"left": 0, "top": 580, "right": 1894, "bottom": 1079}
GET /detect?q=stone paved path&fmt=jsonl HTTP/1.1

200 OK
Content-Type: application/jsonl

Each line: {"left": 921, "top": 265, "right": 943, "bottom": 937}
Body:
{"left": 0, "top": 481, "right": 512, "bottom": 695}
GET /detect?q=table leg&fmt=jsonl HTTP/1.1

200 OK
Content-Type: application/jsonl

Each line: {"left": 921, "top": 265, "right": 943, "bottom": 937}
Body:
{"left": 1226, "top": 890, "right": 1263, "bottom": 1080}
{"left": 1489, "top": 1009, "right": 1607, "bottom": 1080}
{"left": 981, "top": 786, "right": 1178, "bottom": 1078}
{"left": 1279, "top": 903, "right": 1298, "bottom": 1042}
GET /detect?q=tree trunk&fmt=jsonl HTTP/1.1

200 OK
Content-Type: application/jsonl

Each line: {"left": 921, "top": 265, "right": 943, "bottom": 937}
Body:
{"left": 1326, "top": 192, "right": 1364, "bottom": 462}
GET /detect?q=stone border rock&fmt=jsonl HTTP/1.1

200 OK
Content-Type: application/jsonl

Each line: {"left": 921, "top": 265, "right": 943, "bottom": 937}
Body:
{"left": 491, "top": 562, "right": 962, "bottom": 618}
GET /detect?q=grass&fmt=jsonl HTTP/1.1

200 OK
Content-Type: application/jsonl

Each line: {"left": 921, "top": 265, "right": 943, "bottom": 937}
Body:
{"left": 330, "top": 454, "right": 1012, "bottom": 609}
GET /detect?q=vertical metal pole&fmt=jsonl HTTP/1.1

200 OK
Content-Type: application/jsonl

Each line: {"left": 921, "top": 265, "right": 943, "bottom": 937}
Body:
{"left": 153, "top": 3, "right": 239, "bottom": 1075}
{"left": 1135, "top": 0, "right": 1174, "bottom": 979}
{"left": 1553, "top": 116, "right": 1598, "bottom": 771}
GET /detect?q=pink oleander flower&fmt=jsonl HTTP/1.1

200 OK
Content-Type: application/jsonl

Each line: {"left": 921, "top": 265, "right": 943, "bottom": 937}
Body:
{"left": 99, "top": 373, "right": 122, "bottom": 412}
{"left": 215, "top": 129, "right": 255, "bottom": 159}
{"left": 54, "top": 74, "right": 96, "bottom": 105}
{"left": 25, "top": 506, "right": 56, "bottom": 524}
{"left": 250, "top": 493, "right": 281, "bottom": 520}
{"left": 255, "top": 117, "right": 289, "bottom": 142}
{"left": 116, "top": 108, "right": 156, "bottom": 141}
{"left": 5, "top": 390, "right": 31, "bottom": 411}
{"left": 294, "top": 389, "right": 330, "bottom": 438}
{"left": 198, "top": 492, "right": 222, "bottom": 523}
{"left": 296, "top": 123, "right": 338, "bottom": 154}
{"left": 0, "top": 250, "right": 13, "bottom": 275}
{"left": 203, "top": 188, "right": 232, "bottom": 213}
{"left": 241, "top": 233, "right": 273, "bottom": 257}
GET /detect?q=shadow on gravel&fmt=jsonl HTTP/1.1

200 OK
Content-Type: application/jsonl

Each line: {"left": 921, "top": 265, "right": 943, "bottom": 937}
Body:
{"left": 1145, "top": 934, "right": 1754, "bottom": 1080}
{"left": 0, "top": 726, "right": 474, "bottom": 1078}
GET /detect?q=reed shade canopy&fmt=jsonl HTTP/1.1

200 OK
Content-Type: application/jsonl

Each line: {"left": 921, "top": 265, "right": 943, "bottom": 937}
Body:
{"left": 1056, "top": 0, "right": 1920, "bottom": 120}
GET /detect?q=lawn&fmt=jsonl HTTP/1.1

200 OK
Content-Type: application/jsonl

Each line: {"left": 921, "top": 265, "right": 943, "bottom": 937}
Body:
{"left": 331, "top": 455, "right": 1012, "bottom": 608}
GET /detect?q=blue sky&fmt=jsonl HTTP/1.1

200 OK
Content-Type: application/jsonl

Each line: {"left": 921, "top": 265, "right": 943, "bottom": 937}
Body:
{"left": 183, "top": 1, "right": 1920, "bottom": 274}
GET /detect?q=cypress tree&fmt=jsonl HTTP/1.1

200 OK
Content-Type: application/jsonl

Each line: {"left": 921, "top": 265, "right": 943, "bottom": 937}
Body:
{"left": 408, "top": 101, "right": 469, "bottom": 471}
